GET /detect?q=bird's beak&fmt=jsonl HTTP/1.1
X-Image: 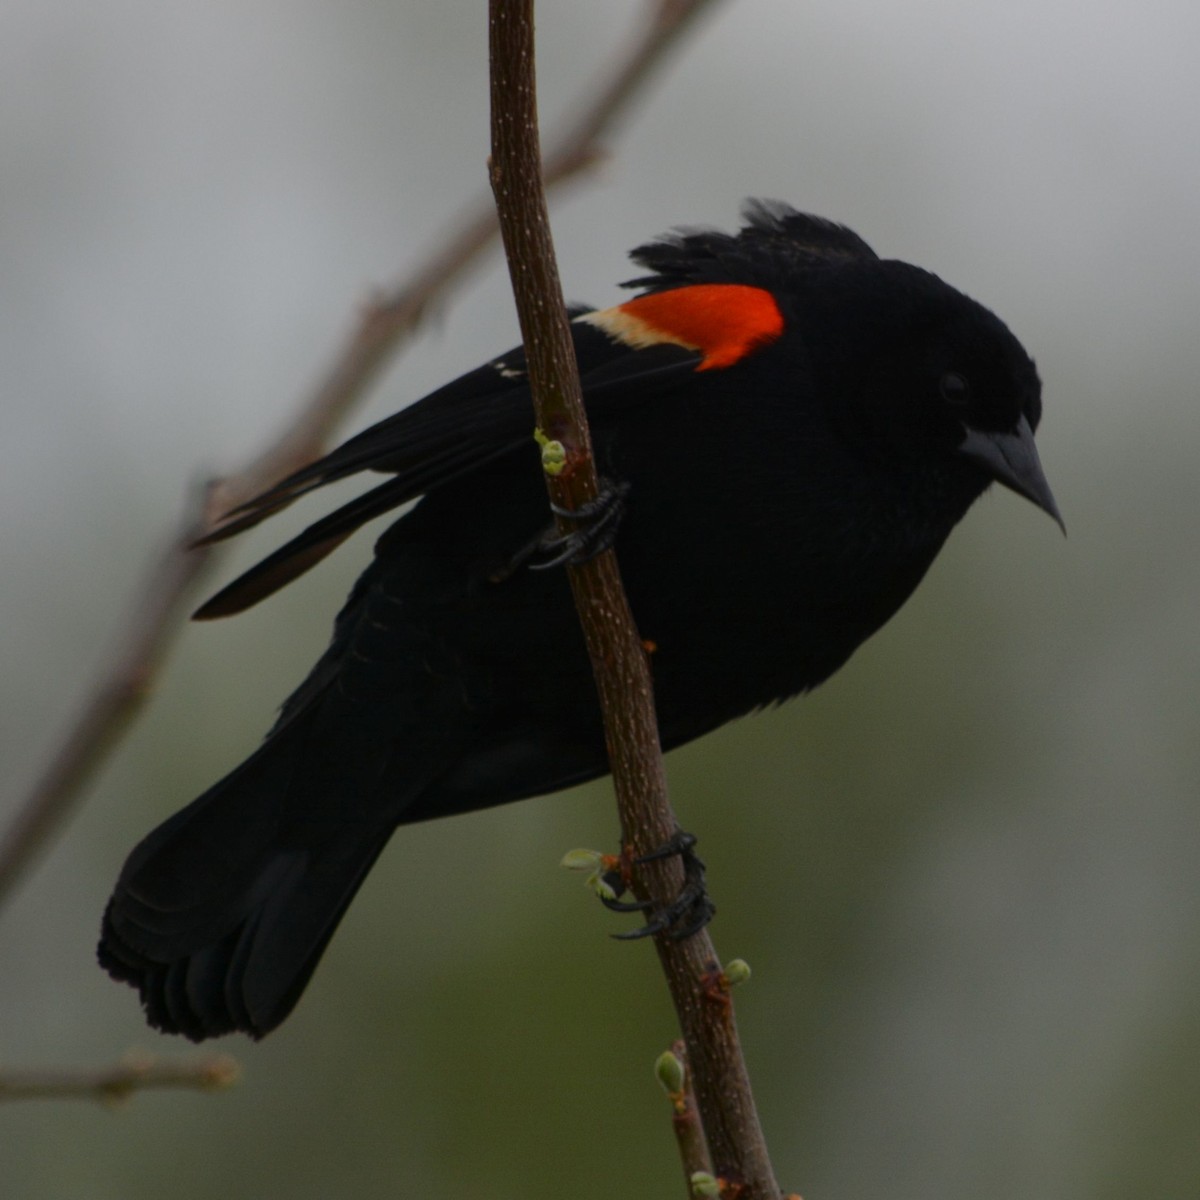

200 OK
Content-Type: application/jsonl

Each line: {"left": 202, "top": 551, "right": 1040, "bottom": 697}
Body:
{"left": 958, "top": 414, "right": 1065, "bottom": 533}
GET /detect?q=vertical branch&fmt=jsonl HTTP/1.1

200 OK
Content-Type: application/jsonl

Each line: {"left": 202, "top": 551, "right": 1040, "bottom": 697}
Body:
{"left": 487, "top": 3, "right": 781, "bottom": 1195}
{"left": 657, "top": 1040, "right": 715, "bottom": 1188}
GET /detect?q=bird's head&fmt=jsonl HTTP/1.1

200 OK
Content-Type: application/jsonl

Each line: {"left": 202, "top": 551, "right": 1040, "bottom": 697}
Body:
{"left": 820, "top": 260, "right": 1063, "bottom": 531}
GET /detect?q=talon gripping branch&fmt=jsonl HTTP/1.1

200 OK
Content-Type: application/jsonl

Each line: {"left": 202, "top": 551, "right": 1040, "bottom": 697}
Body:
{"left": 100, "top": 202, "right": 1061, "bottom": 1040}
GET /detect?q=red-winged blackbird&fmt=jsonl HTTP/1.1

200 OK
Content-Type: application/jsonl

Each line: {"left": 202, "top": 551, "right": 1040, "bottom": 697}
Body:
{"left": 99, "top": 202, "right": 1061, "bottom": 1040}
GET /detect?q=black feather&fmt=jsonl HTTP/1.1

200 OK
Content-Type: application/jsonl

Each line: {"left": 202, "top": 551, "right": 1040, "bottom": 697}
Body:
{"left": 100, "top": 204, "right": 1057, "bottom": 1039}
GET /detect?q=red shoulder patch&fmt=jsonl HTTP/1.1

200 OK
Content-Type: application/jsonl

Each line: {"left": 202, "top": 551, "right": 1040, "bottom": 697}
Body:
{"left": 580, "top": 284, "right": 784, "bottom": 371}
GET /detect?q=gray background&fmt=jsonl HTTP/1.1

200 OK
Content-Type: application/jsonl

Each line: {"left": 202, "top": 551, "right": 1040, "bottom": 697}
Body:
{"left": 2, "top": 2, "right": 1198, "bottom": 1197}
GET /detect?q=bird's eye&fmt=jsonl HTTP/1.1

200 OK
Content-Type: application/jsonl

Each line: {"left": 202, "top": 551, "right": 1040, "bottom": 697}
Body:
{"left": 940, "top": 372, "right": 971, "bottom": 407}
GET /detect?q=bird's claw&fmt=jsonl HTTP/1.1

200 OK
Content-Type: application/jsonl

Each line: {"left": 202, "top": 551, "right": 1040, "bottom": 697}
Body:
{"left": 598, "top": 882, "right": 651, "bottom": 915}
{"left": 529, "top": 479, "right": 631, "bottom": 570}
{"left": 605, "top": 831, "right": 716, "bottom": 942}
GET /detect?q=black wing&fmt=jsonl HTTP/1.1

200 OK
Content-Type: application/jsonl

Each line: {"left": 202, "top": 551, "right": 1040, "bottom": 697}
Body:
{"left": 194, "top": 317, "right": 700, "bottom": 619}
{"left": 194, "top": 201, "right": 870, "bottom": 619}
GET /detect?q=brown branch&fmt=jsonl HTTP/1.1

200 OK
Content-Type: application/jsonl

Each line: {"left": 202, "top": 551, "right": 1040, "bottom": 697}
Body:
{"left": 657, "top": 1041, "right": 715, "bottom": 1189}
{"left": 487, "top": 4, "right": 780, "bottom": 1197}
{"left": 0, "top": 0, "right": 721, "bottom": 910}
{"left": 0, "top": 1052, "right": 240, "bottom": 1105}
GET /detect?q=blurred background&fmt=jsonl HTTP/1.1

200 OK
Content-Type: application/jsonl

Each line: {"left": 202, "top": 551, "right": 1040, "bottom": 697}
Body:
{"left": 2, "top": 1, "right": 1198, "bottom": 1196}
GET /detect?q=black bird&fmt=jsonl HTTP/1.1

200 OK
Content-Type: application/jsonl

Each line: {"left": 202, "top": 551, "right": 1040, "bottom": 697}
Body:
{"left": 99, "top": 202, "right": 1061, "bottom": 1040}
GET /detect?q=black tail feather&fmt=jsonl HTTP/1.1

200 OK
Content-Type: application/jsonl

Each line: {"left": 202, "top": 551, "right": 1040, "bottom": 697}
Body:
{"left": 98, "top": 717, "right": 397, "bottom": 1041}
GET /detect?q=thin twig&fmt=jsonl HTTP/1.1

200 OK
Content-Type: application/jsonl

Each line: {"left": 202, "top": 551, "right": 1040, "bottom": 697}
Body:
{"left": 487, "top": 3, "right": 780, "bottom": 1196}
{"left": 0, "top": 1052, "right": 240, "bottom": 1105}
{"left": 657, "top": 1040, "right": 715, "bottom": 1189}
{"left": 0, "top": 0, "right": 721, "bottom": 909}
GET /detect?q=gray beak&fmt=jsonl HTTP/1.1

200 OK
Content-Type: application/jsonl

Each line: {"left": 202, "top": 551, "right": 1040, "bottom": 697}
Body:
{"left": 958, "top": 414, "right": 1064, "bottom": 533}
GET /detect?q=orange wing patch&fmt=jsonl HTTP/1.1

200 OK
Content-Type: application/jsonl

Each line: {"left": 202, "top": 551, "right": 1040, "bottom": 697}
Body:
{"left": 580, "top": 284, "right": 784, "bottom": 371}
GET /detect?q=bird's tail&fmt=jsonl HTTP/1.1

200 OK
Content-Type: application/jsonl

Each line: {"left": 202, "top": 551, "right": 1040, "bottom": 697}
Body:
{"left": 98, "top": 713, "right": 396, "bottom": 1041}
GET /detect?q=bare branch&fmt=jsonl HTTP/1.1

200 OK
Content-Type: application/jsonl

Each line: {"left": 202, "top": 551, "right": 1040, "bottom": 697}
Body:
{"left": 657, "top": 1041, "right": 715, "bottom": 1189}
{"left": 0, "top": 1052, "right": 240, "bottom": 1105}
{"left": 487, "top": 3, "right": 781, "bottom": 1196}
{"left": 0, "top": 0, "right": 722, "bottom": 909}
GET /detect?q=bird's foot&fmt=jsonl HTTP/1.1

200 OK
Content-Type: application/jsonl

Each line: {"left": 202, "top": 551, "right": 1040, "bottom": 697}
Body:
{"left": 529, "top": 479, "right": 631, "bottom": 570}
{"left": 491, "top": 480, "right": 629, "bottom": 583}
{"left": 601, "top": 830, "right": 716, "bottom": 941}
